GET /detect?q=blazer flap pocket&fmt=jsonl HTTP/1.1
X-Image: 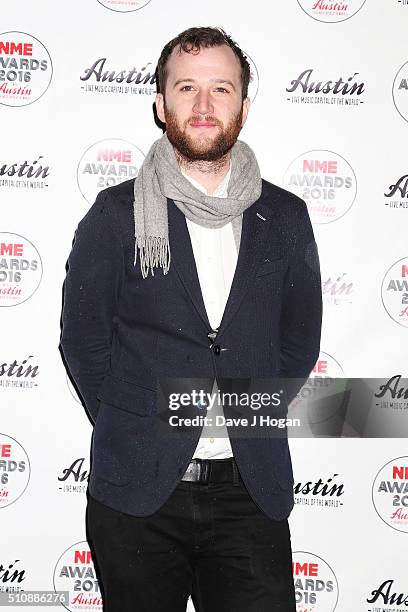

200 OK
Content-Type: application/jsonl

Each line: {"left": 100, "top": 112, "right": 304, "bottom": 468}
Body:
{"left": 97, "top": 374, "right": 156, "bottom": 416}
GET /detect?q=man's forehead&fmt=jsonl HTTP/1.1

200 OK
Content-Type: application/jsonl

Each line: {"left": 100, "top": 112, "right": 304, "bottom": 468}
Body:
{"left": 166, "top": 44, "right": 241, "bottom": 81}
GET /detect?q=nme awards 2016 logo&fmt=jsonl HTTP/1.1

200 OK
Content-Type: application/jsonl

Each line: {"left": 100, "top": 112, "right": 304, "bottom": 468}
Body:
{"left": 245, "top": 52, "right": 259, "bottom": 102}
{"left": 0, "top": 155, "right": 50, "bottom": 190}
{"left": 311, "top": 352, "right": 344, "bottom": 378}
{"left": 283, "top": 150, "right": 357, "bottom": 224}
{"left": 290, "top": 351, "right": 347, "bottom": 438}
{"left": 53, "top": 542, "right": 102, "bottom": 611}
{"left": 96, "top": 0, "right": 151, "bottom": 12}
{"left": 384, "top": 172, "right": 408, "bottom": 210}
{"left": 0, "top": 434, "right": 30, "bottom": 509}
{"left": 297, "top": 0, "right": 367, "bottom": 22}
{"left": 393, "top": 61, "right": 408, "bottom": 123}
{"left": 372, "top": 457, "right": 408, "bottom": 533}
{"left": 292, "top": 350, "right": 344, "bottom": 409}
{"left": 77, "top": 139, "right": 144, "bottom": 204}
{"left": 292, "top": 350, "right": 343, "bottom": 401}
{"left": 0, "top": 32, "right": 52, "bottom": 107}
{"left": 381, "top": 256, "right": 408, "bottom": 328}
{"left": 286, "top": 69, "right": 365, "bottom": 107}
{"left": 0, "top": 234, "right": 42, "bottom": 307}
{"left": 293, "top": 552, "right": 338, "bottom": 612}
{"left": 67, "top": 374, "right": 81, "bottom": 405}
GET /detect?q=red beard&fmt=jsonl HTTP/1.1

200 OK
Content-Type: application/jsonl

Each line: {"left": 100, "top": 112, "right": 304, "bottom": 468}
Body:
{"left": 164, "top": 106, "right": 243, "bottom": 162}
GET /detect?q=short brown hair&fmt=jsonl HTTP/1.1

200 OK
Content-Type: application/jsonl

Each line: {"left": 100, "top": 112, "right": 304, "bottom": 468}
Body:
{"left": 156, "top": 26, "right": 251, "bottom": 100}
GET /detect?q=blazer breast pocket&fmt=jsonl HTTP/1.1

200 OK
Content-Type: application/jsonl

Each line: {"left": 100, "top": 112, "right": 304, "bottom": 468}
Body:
{"left": 255, "top": 256, "right": 286, "bottom": 278}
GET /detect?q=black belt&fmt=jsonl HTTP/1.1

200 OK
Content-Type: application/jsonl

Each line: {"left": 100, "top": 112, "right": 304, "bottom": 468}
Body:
{"left": 181, "top": 457, "right": 241, "bottom": 485}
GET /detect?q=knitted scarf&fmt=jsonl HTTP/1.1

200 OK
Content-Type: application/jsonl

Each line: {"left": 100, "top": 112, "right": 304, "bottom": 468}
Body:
{"left": 133, "top": 132, "right": 262, "bottom": 278}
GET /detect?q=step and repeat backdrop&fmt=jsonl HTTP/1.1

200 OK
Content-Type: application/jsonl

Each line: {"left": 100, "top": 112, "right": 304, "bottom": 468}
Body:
{"left": 1, "top": 1, "right": 408, "bottom": 611}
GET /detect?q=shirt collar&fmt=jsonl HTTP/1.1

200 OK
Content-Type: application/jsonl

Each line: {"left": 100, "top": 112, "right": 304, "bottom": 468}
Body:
{"left": 181, "top": 161, "right": 231, "bottom": 198}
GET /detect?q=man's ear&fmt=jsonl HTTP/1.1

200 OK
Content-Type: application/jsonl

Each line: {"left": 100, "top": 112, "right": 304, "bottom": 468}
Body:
{"left": 241, "top": 96, "right": 251, "bottom": 127}
{"left": 155, "top": 93, "right": 166, "bottom": 124}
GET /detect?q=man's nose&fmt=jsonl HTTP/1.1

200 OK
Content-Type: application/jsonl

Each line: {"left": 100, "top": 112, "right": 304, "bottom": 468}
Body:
{"left": 192, "top": 90, "right": 214, "bottom": 116}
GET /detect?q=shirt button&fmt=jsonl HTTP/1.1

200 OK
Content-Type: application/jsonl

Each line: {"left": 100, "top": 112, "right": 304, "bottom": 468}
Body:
{"left": 210, "top": 437, "right": 214, "bottom": 444}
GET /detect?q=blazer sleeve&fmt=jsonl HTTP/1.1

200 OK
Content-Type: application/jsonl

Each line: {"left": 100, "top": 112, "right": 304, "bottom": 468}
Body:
{"left": 279, "top": 198, "right": 322, "bottom": 405}
{"left": 60, "top": 190, "right": 123, "bottom": 424}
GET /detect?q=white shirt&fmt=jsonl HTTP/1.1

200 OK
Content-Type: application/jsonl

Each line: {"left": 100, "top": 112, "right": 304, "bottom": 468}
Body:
{"left": 182, "top": 164, "right": 240, "bottom": 459}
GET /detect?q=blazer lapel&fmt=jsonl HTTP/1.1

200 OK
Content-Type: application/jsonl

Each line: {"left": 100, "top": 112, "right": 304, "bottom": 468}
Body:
{"left": 167, "top": 185, "right": 274, "bottom": 339}
{"left": 216, "top": 192, "right": 273, "bottom": 342}
{"left": 167, "top": 198, "right": 211, "bottom": 330}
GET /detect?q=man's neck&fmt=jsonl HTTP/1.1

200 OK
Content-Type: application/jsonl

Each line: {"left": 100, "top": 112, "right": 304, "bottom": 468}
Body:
{"left": 175, "top": 149, "right": 231, "bottom": 195}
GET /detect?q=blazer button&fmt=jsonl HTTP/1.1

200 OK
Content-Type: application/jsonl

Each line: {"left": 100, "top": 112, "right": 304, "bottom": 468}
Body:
{"left": 213, "top": 345, "right": 221, "bottom": 356}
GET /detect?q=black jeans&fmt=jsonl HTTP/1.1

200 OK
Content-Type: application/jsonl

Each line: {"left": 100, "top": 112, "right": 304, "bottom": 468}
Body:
{"left": 86, "top": 459, "right": 296, "bottom": 612}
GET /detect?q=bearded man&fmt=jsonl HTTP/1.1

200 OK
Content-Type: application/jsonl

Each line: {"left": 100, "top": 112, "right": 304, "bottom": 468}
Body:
{"left": 60, "top": 26, "right": 322, "bottom": 612}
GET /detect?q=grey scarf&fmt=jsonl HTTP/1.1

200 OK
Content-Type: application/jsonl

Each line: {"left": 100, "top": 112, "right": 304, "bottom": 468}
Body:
{"left": 133, "top": 132, "right": 262, "bottom": 278}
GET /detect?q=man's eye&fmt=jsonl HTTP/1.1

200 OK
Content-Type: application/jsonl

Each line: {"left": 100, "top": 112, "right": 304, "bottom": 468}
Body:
{"left": 180, "top": 85, "right": 194, "bottom": 91}
{"left": 214, "top": 87, "right": 229, "bottom": 93}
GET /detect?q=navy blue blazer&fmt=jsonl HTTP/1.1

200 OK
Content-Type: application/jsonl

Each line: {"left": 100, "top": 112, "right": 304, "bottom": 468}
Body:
{"left": 60, "top": 178, "right": 322, "bottom": 520}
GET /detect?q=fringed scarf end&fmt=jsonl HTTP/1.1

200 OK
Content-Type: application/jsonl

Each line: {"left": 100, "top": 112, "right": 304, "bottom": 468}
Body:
{"left": 134, "top": 236, "right": 171, "bottom": 278}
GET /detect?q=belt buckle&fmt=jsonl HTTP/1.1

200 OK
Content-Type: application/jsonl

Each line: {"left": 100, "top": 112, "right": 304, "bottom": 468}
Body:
{"left": 195, "top": 458, "right": 210, "bottom": 485}
{"left": 182, "top": 459, "right": 211, "bottom": 484}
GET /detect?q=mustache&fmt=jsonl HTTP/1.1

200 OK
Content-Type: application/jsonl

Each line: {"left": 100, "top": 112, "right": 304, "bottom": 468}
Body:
{"left": 187, "top": 115, "right": 222, "bottom": 127}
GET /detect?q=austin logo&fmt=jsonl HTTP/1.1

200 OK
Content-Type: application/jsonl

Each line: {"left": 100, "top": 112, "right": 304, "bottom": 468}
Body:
{"left": 374, "top": 375, "right": 408, "bottom": 411}
{"left": 0, "top": 155, "right": 50, "bottom": 190}
{"left": 367, "top": 579, "right": 408, "bottom": 611}
{"left": 0, "top": 355, "right": 39, "bottom": 389}
{"left": 384, "top": 173, "right": 408, "bottom": 210}
{"left": 57, "top": 458, "right": 89, "bottom": 494}
{"left": 286, "top": 69, "right": 365, "bottom": 106}
{"left": 322, "top": 272, "right": 354, "bottom": 306}
{"left": 96, "top": 0, "right": 152, "bottom": 12}
{"left": 0, "top": 558, "right": 26, "bottom": 591}
{"left": 294, "top": 473, "right": 345, "bottom": 509}
{"left": 80, "top": 58, "right": 156, "bottom": 96}
{"left": 296, "top": 0, "right": 367, "bottom": 23}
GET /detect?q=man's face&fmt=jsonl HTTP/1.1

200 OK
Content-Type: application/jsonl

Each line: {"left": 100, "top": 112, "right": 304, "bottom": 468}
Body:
{"left": 155, "top": 44, "right": 250, "bottom": 162}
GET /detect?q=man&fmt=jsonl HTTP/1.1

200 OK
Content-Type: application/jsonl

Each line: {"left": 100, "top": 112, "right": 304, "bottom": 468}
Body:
{"left": 60, "top": 26, "right": 322, "bottom": 612}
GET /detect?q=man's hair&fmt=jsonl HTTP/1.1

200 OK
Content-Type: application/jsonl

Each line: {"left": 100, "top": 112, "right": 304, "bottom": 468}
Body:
{"left": 156, "top": 26, "right": 251, "bottom": 101}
